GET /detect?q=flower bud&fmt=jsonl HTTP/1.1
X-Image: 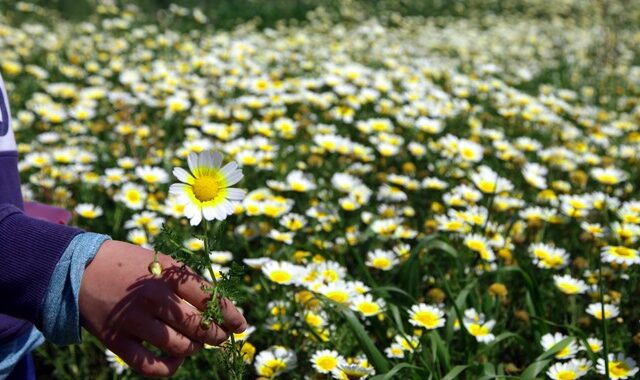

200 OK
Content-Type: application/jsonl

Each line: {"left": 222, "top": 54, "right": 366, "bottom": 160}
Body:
{"left": 148, "top": 260, "right": 163, "bottom": 278}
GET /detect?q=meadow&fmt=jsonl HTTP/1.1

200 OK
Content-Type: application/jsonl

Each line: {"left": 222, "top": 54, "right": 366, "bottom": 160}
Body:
{"left": 2, "top": 0, "right": 640, "bottom": 378}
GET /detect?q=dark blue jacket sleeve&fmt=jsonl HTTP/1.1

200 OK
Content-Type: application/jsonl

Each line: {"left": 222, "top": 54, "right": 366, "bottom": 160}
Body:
{"left": 0, "top": 151, "right": 82, "bottom": 329}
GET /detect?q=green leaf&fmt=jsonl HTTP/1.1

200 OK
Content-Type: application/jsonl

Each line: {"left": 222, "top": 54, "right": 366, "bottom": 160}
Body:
{"left": 339, "top": 309, "right": 391, "bottom": 373}
{"left": 388, "top": 304, "right": 406, "bottom": 335}
{"left": 429, "top": 331, "right": 451, "bottom": 371}
{"left": 398, "top": 234, "right": 439, "bottom": 296}
{"left": 442, "top": 365, "right": 468, "bottom": 380}
{"left": 369, "top": 363, "right": 426, "bottom": 380}
{"left": 520, "top": 359, "right": 552, "bottom": 380}
{"left": 425, "top": 239, "right": 459, "bottom": 259}
{"left": 534, "top": 336, "right": 573, "bottom": 362}
{"left": 374, "top": 286, "right": 416, "bottom": 304}
{"left": 474, "top": 332, "right": 522, "bottom": 359}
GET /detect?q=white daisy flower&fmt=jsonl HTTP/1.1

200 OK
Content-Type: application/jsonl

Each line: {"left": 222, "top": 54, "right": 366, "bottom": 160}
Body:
{"left": 169, "top": 151, "right": 245, "bottom": 226}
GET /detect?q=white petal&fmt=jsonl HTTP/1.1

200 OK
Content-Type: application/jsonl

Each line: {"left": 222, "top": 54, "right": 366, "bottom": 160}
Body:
{"left": 184, "top": 203, "right": 198, "bottom": 218}
{"left": 225, "top": 171, "right": 243, "bottom": 186}
{"left": 187, "top": 152, "right": 199, "bottom": 174}
{"left": 173, "top": 167, "right": 194, "bottom": 184}
{"left": 169, "top": 183, "right": 189, "bottom": 196}
{"left": 221, "top": 199, "right": 233, "bottom": 215}
{"left": 190, "top": 211, "right": 202, "bottom": 226}
{"left": 214, "top": 206, "right": 226, "bottom": 220}
{"left": 212, "top": 151, "right": 223, "bottom": 168}
{"left": 226, "top": 188, "right": 246, "bottom": 201}
{"left": 220, "top": 161, "right": 238, "bottom": 176}
{"left": 203, "top": 205, "right": 218, "bottom": 221}
{"left": 200, "top": 151, "right": 213, "bottom": 169}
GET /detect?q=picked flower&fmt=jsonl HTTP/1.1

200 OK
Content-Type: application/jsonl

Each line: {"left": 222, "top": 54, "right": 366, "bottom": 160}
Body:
{"left": 169, "top": 151, "right": 245, "bottom": 226}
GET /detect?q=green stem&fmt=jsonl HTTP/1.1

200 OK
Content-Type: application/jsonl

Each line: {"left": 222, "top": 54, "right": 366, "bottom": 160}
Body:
{"left": 203, "top": 220, "right": 243, "bottom": 380}
{"left": 598, "top": 250, "right": 610, "bottom": 380}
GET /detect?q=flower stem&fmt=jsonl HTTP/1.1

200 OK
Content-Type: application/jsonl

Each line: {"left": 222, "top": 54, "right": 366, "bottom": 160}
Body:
{"left": 597, "top": 249, "right": 610, "bottom": 379}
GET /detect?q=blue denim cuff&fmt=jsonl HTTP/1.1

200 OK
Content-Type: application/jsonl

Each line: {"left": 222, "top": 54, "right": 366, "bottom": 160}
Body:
{"left": 41, "top": 232, "right": 111, "bottom": 345}
{"left": 0, "top": 327, "right": 43, "bottom": 379}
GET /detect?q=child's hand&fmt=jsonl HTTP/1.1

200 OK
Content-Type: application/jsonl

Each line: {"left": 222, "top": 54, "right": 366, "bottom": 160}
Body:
{"left": 79, "top": 240, "right": 247, "bottom": 377}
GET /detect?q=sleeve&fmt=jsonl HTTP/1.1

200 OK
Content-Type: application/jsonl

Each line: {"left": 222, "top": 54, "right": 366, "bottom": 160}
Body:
{"left": 41, "top": 232, "right": 111, "bottom": 345}
{"left": 0, "top": 204, "right": 83, "bottom": 327}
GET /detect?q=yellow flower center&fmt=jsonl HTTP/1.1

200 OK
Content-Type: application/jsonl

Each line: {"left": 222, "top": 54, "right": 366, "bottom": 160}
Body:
{"left": 609, "top": 361, "right": 631, "bottom": 377}
{"left": 477, "top": 180, "right": 496, "bottom": 193}
{"left": 126, "top": 190, "right": 141, "bottom": 203}
{"left": 260, "top": 359, "right": 287, "bottom": 377}
{"left": 414, "top": 311, "right": 438, "bottom": 328}
{"left": 193, "top": 176, "right": 220, "bottom": 202}
{"left": 612, "top": 246, "right": 636, "bottom": 258}
{"left": 372, "top": 257, "right": 391, "bottom": 269}
{"left": 357, "top": 302, "right": 379, "bottom": 315}
{"left": 269, "top": 270, "right": 292, "bottom": 284}
{"left": 557, "top": 370, "right": 577, "bottom": 380}
{"left": 316, "top": 356, "right": 338, "bottom": 371}
{"left": 326, "top": 290, "right": 349, "bottom": 303}
{"left": 558, "top": 283, "right": 579, "bottom": 294}
{"left": 467, "top": 240, "right": 485, "bottom": 252}
{"left": 468, "top": 323, "right": 490, "bottom": 336}
{"left": 80, "top": 210, "right": 97, "bottom": 218}
{"left": 596, "top": 173, "right": 618, "bottom": 185}
{"left": 556, "top": 346, "right": 571, "bottom": 358}
{"left": 461, "top": 147, "right": 476, "bottom": 160}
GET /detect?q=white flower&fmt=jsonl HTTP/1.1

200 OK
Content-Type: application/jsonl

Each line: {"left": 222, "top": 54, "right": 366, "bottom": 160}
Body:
{"left": 169, "top": 151, "right": 245, "bottom": 226}
{"left": 596, "top": 353, "right": 639, "bottom": 379}
{"left": 586, "top": 303, "right": 619, "bottom": 320}
{"left": 540, "top": 332, "right": 579, "bottom": 360}
{"left": 75, "top": 203, "right": 103, "bottom": 219}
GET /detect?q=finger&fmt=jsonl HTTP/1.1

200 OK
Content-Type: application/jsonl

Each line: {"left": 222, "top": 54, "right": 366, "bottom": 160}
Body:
{"left": 155, "top": 292, "right": 230, "bottom": 346}
{"left": 108, "top": 335, "right": 184, "bottom": 378}
{"left": 160, "top": 257, "right": 210, "bottom": 311}
{"left": 130, "top": 314, "right": 202, "bottom": 358}
{"left": 218, "top": 297, "right": 248, "bottom": 333}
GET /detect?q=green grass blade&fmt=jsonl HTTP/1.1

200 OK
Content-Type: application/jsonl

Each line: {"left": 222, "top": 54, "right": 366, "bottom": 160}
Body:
{"left": 340, "top": 308, "right": 391, "bottom": 373}
{"left": 442, "top": 365, "right": 468, "bottom": 380}
{"left": 370, "top": 363, "right": 426, "bottom": 380}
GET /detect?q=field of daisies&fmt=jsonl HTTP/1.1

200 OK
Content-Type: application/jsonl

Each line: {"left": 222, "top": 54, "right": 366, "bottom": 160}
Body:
{"left": 3, "top": 0, "right": 640, "bottom": 379}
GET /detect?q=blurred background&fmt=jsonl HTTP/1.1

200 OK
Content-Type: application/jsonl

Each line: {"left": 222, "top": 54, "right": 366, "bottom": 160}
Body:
{"left": 4, "top": 0, "right": 640, "bottom": 30}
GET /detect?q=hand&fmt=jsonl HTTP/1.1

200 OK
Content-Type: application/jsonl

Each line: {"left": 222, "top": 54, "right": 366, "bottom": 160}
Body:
{"left": 79, "top": 240, "right": 247, "bottom": 377}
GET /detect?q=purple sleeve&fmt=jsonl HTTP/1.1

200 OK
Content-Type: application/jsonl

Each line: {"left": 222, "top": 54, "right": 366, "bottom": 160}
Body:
{"left": 0, "top": 151, "right": 23, "bottom": 209}
{"left": 0, "top": 152, "right": 82, "bottom": 328}
{"left": 0, "top": 205, "right": 82, "bottom": 325}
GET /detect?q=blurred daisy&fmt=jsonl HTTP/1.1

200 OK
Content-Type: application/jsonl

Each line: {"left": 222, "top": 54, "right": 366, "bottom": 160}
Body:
{"left": 553, "top": 275, "right": 588, "bottom": 295}
{"left": 590, "top": 167, "right": 628, "bottom": 186}
{"left": 135, "top": 166, "right": 169, "bottom": 184}
{"left": 285, "top": 170, "right": 317, "bottom": 192}
{"left": 546, "top": 361, "right": 587, "bottom": 380}
{"left": 596, "top": 353, "right": 638, "bottom": 379}
{"left": 261, "top": 261, "right": 301, "bottom": 285}
{"left": 209, "top": 250, "right": 233, "bottom": 264}
{"left": 169, "top": 151, "right": 245, "bottom": 226}
{"left": 540, "top": 332, "right": 578, "bottom": 360}
{"left": 334, "top": 361, "right": 375, "bottom": 380}
{"left": 583, "top": 337, "right": 603, "bottom": 353}
{"left": 75, "top": 203, "right": 103, "bottom": 219}
{"left": 586, "top": 303, "right": 619, "bottom": 320}
{"left": 115, "top": 183, "right": 147, "bottom": 210}
{"left": 105, "top": 349, "right": 128, "bottom": 374}
{"left": 254, "top": 346, "right": 297, "bottom": 378}
{"left": 365, "top": 249, "right": 398, "bottom": 271}
{"left": 310, "top": 349, "right": 345, "bottom": 374}
{"left": 408, "top": 304, "right": 446, "bottom": 330}
{"left": 350, "top": 294, "right": 385, "bottom": 317}
{"left": 601, "top": 245, "right": 640, "bottom": 266}
{"left": 183, "top": 237, "right": 204, "bottom": 251}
